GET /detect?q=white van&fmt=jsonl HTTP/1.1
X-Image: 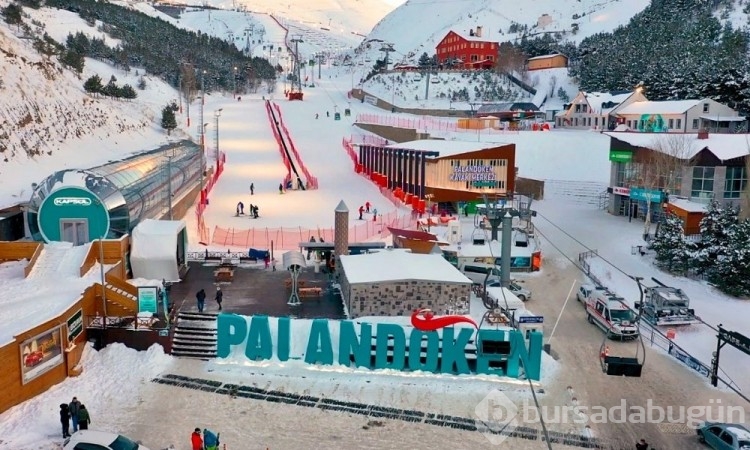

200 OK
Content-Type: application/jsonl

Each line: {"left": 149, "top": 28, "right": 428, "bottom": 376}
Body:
{"left": 462, "top": 263, "right": 502, "bottom": 284}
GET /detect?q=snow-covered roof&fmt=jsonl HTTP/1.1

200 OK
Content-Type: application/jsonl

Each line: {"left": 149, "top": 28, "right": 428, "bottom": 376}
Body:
{"left": 385, "top": 139, "right": 508, "bottom": 155}
{"left": 669, "top": 198, "right": 707, "bottom": 213}
{"left": 604, "top": 132, "right": 750, "bottom": 161}
{"left": 339, "top": 251, "right": 471, "bottom": 284}
{"left": 133, "top": 219, "right": 186, "bottom": 235}
{"left": 527, "top": 53, "right": 567, "bottom": 61}
{"left": 699, "top": 115, "right": 746, "bottom": 122}
{"left": 616, "top": 100, "right": 701, "bottom": 115}
{"left": 448, "top": 31, "right": 498, "bottom": 43}
{"left": 584, "top": 92, "right": 634, "bottom": 113}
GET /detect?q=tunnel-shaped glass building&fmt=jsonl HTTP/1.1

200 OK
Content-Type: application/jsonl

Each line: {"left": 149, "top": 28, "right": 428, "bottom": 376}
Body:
{"left": 26, "top": 140, "right": 203, "bottom": 244}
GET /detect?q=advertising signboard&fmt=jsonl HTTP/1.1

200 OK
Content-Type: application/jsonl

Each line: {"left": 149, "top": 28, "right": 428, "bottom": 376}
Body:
{"left": 612, "top": 186, "right": 630, "bottom": 196}
{"left": 630, "top": 187, "right": 664, "bottom": 203}
{"left": 20, "top": 326, "right": 64, "bottom": 384}
{"left": 36, "top": 186, "right": 110, "bottom": 243}
{"left": 137, "top": 286, "right": 159, "bottom": 314}
{"left": 609, "top": 150, "right": 633, "bottom": 162}
{"left": 66, "top": 309, "right": 83, "bottom": 342}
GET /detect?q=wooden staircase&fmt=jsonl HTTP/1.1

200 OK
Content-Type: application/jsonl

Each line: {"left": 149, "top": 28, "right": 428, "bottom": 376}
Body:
{"left": 172, "top": 312, "right": 218, "bottom": 359}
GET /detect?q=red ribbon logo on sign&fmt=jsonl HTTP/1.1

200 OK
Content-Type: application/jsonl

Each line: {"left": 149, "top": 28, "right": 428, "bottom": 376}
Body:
{"left": 410, "top": 308, "right": 478, "bottom": 331}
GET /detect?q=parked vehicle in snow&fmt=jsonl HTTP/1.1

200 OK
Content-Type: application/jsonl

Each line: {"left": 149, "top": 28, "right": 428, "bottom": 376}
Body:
{"left": 696, "top": 422, "right": 750, "bottom": 450}
{"left": 479, "top": 278, "right": 532, "bottom": 301}
{"left": 635, "top": 278, "right": 699, "bottom": 326}
{"left": 576, "top": 284, "right": 609, "bottom": 303}
{"left": 64, "top": 430, "right": 149, "bottom": 450}
{"left": 586, "top": 291, "right": 640, "bottom": 340}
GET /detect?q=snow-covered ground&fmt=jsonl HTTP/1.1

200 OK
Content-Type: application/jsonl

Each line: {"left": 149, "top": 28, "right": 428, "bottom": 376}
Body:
{"left": 532, "top": 200, "right": 750, "bottom": 394}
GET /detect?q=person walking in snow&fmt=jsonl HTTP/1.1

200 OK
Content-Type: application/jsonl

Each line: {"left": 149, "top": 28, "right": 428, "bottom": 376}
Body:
{"left": 69, "top": 397, "right": 81, "bottom": 433}
{"left": 250, "top": 183, "right": 254, "bottom": 195}
{"left": 252, "top": 205, "right": 259, "bottom": 219}
{"left": 307, "top": 236, "right": 316, "bottom": 260}
{"left": 372, "top": 207, "right": 378, "bottom": 222}
{"left": 215, "top": 287, "right": 223, "bottom": 311}
{"left": 315, "top": 113, "right": 319, "bottom": 119}
{"left": 59, "top": 403, "right": 71, "bottom": 438}
{"left": 365, "top": 201, "right": 371, "bottom": 213}
{"left": 279, "top": 183, "right": 284, "bottom": 194}
{"left": 635, "top": 439, "right": 649, "bottom": 450}
{"left": 203, "top": 429, "right": 220, "bottom": 450}
{"left": 76, "top": 404, "right": 90, "bottom": 430}
{"left": 358, "top": 205, "right": 364, "bottom": 220}
{"left": 264, "top": 254, "right": 270, "bottom": 269}
{"left": 236, "top": 201, "right": 244, "bottom": 216}
{"left": 196, "top": 289, "right": 206, "bottom": 313}
{"left": 191, "top": 428, "right": 204, "bottom": 450}
{"left": 326, "top": 111, "right": 330, "bottom": 118}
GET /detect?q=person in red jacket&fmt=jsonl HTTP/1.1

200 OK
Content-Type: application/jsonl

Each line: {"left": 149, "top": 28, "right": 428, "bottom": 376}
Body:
{"left": 191, "top": 427, "right": 204, "bottom": 450}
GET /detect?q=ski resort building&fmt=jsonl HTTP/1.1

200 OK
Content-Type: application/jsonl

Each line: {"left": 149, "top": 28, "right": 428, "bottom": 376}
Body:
{"left": 604, "top": 132, "right": 749, "bottom": 220}
{"left": 338, "top": 250, "right": 472, "bottom": 318}
{"left": 612, "top": 98, "right": 745, "bottom": 133}
{"left": 555, "top": 90, "right": 646, "bottom": 130}
{"left": 526, "top": 53, "right": 568, "bottom": 71}
{"left": 358, "top": 139, "right": 516, "bottom": 204}
{"left": 435, "top": 28, "right": 498, "bottom": 70}
{"left": 25, "top": 140, "right": 205, "bottom": 245}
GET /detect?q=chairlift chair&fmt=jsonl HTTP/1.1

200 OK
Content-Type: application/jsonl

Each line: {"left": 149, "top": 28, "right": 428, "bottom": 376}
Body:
{"left": 598, "top": 306, "right": 647, "bottom": 377}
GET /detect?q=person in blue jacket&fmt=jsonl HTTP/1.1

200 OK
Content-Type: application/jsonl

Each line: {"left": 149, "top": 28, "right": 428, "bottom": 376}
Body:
{"left": 203, "top": 428, "right": 220, "bottom": 450}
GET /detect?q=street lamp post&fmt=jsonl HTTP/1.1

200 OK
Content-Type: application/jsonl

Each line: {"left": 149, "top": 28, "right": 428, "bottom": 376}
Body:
{"left": 233, "top": 67, "right": 238, "bottom": 98}
{"left": 214, "top": 109, "right": 223, "bottom": 164}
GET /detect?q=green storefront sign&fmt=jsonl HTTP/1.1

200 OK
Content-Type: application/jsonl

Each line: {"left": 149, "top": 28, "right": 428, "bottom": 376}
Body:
{"left": 67, "top": 309, "right": 83, "bottom": 342}
{"left": 630, "top": 187, "right": 664, "bottom": 203}
{"left": 472, "top": 181, "right": 496, "bottom": 188}
{"left": 37, "top": 186, "right": 110, "bottom": 243}
{"left": 609, "top": 149, "right": 633, "bottom": 162}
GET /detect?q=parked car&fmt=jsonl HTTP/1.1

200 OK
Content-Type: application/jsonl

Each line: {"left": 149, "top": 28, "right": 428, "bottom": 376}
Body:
{"left": 697, "top": 422, "right": 750, "bottom": 450}
{"left": 576, "top": 284, "right": 608, "bottom": 303}
{"left": 64, "top": 430, "right": 149, "bottom": 450}
{"left": 485, "top": 280, "right": 532, "bottom": 302}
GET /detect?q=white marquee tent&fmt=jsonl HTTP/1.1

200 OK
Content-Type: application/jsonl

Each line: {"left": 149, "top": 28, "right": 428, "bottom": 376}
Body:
{"left": 130, "top": 219, "right": 187, "bottom": 282}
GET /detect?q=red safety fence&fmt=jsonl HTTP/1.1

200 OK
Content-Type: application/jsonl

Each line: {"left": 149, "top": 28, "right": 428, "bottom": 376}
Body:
{"left": 265, "top": 101, "right": 293, "bottom": 182}
{"left": 273, "top": 103, "right": 319, "bottom": 189}
{"left": 194, "top": 151, "right": 226, "bottom": 244}
{"left": 350, "top": 134, "right": 389, "bottom": 146}
{"left": 210, "top": 209, "right": 415, "bottom": 250}
{"left": 341, "top": 137, "right": 359, "bottom": 170}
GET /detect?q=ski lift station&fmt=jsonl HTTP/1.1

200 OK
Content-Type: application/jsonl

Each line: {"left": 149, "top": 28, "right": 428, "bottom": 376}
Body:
{"left": 25, "top": 140, "right": 204, "bottom": 246}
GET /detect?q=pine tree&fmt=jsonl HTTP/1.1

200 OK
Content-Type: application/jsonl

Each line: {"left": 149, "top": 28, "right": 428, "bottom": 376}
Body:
{"left": 120, "top": 84, "right": 137, "bottom": 99}
{"left": 60, "top": 49, "right": 85, "bottom": 73}
{"left": 83, "top": 74, "right": 103, "bottom": 95}
{"left": 418, "top": 52, "right": 431, "bottom": 68}
{"left": 695, "top": 201, "right": 737, "bottom": 275}
{"left": 650, "top": 213, "right": 689, "bottom": 273}
{"left": 710, "top": 219, "right": 750, "bottom": 296}
{"left": 2, "top": 3, "right": 22, "bottom": 26}
{"left": 160, "top": 105, "right": 177, "bottom": 135}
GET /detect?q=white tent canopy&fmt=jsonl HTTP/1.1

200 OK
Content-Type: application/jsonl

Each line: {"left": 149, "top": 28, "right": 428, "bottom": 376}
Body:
{"left": 130, "top": 219, "right": 187, "bottom": 282}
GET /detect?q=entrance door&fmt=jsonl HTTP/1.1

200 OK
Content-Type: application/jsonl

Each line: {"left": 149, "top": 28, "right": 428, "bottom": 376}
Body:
{"left": 60, "top": 220, "right": 89, "bottom": 246}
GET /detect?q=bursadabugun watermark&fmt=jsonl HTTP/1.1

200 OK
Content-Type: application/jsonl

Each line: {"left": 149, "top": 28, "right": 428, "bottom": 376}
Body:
{"left": 475, "top": 390, "right": 745, "bottom": 445}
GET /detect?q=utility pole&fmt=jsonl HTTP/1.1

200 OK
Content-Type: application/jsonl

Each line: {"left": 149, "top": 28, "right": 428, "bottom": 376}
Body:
{"left": 424, "top": 66, "right": 432, "bottom": 101}
{"left": 291, "top": 35, "right": 304, "bottom": 92}
{"left": 317, "top": 52, "right": 324, "bottom": 79}
{"left": 232, "top": 67, "right": 238, "bottom": 98}
{"left": 244, "top": 25, "right": 254, "bottom": 56}
{"left": 214, "top": 109, "right": 222, "bottom": 164}
{"left": 166, "top": 152, "right": 173, "bottom": 220}
{"left": 379, "top": 42, "right": 394, "bottom": 71}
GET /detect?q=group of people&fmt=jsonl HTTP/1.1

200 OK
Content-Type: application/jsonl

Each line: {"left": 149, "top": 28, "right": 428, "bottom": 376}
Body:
{"left": 191, "top": 427, "right": 220, "bottom": 450}
{"left": 195, "top": 287, "right": 222, "bottom": 312}
{"left": 59, "top": 396, "right": 90, "bottom": 438}
{"left": 358, "top": 201, "right": 377, "bottom": 221}
{"left": 235, "top": 201, "right": 259, "bottom": 219}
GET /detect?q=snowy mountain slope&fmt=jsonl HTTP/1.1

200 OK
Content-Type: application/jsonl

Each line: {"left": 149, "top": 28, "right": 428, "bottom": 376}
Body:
{"left": 363, "top": 0, "right": 650, "bottom": 65}
{"left": 170, "top": 0, "right": 397, "bottom": 37}
{"left": 0, "top": 6, "right": 184, "bottom": 206}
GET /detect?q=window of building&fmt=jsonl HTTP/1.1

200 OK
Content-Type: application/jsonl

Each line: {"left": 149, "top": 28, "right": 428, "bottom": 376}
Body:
{"left": 575, "top": 104, "right": 581, "bottom": 113}
{"left": 676, "top": 118, "right": 682, "bottom": 129}
{"left": 692, "top": 119, "right": 699, "bottom": 129}
{"left": 470, "top": 43, "right": 475, "bottom": 49}
{"left": 639, "top": 120, "right": 644, "bottom": 129}
{"left": 497, "top": 180, "right": 505, "bottom": 189}
{"left": 724, "top": 166, "right": 747, "bottom": 198}
{"left": 574, "top": 118, "right": 578, "bottom": 126}
{"left": 691, "top": 166, "right": 715, "bottom": 198}
{"left": 594, "top": 117, "right": 598, "bottom": 127}
{"left": 703, "top": 103, "right": 709, "bottom": 113}
{"left": 582, "top": 104, "right": 588, "bottom": 113}
{"left": 668, "top": 118, "right": 674, "bottom": 129}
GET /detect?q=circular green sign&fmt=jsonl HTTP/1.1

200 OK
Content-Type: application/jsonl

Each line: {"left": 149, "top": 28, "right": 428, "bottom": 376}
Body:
{"left": 37, "top": 186, "right": 110, "bottom": 243}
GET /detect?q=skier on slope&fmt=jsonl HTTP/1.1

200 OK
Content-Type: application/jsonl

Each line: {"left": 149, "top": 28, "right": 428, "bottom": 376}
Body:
{"left": 358, "top": 205, "right": 364, "bottom": 220}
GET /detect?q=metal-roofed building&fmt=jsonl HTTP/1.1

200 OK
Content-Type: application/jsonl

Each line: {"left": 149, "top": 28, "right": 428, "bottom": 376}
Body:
{"left": 26, "top": 140, "right": 203, "bottom": 245}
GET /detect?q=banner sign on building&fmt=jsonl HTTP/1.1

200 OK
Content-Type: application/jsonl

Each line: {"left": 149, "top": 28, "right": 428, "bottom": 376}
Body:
{"left": 630, "top": 187, "right": 663, "bottom": 203}
{"left": 137, "top": 286, "right": 159, "bottom": 314}
{"left": 609, "top": 150, "right": 633, "bottom": 162}
{"left": 450, "top": 165, "right": 497, "bottom": 182}
{"left": 66, "top": 309, "right": 83, "bottom": 342}
{"left": 364, "top": 95, "right": 378, "bottom": 106}
{"left": 612, "top": 186, "right": 630, "bottom": 196}
{"left": 217, "top": 315, "right": 543, "bottom": 380}
{"left": 20, "top": 326, "right": 64, "bottom": 384}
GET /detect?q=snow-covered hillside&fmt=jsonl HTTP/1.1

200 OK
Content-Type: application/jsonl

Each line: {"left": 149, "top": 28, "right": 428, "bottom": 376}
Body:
{"left": 0, "top": 5, "right": 183, "bottom": 206}
{"left": 172, "top": 0, "right": 396, "bottom": 37}
{"left": 364, "top": 0, "right": 650, "bottom": 66}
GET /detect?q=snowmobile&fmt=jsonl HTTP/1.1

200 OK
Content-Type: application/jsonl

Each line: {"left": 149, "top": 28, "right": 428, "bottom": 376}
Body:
{"left": 634, "top": 278, "right": 699, "bottom": 326}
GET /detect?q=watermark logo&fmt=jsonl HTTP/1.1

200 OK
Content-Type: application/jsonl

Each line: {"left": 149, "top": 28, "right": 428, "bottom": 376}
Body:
{"left": 410, "top": 308, "right": 478, "bottom": 331}
{"left": 54, "top": 197, "right": 92, "bottom": 206}
{"left": 474, "top": 389, "right": 519, "bottom": 445}
{"left": 474, "top": 393, "right": 745, "bottom": 445}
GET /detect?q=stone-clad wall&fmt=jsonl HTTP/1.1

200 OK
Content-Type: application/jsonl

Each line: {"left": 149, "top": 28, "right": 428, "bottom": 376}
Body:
{"left": 344, "top": 279, "right": 471, "bottom": 319}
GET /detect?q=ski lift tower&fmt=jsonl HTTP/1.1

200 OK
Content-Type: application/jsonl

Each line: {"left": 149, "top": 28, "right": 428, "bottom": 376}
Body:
{"left": 480, "top": 194, "right": 528, "bottom": 288}
{"left": 379, "top": 42, "right": 394, "bottom": 71}
{"left": 289, "top": 35, "right": 304, "bottom": 101}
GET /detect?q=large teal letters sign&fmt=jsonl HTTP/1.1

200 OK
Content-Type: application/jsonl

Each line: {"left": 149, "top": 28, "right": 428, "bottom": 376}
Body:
{"left": 217, "top": 315, "right": 542, "bottom": 380}
{"left": 37, "top": 186, "right": 110, "bottom": 243}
